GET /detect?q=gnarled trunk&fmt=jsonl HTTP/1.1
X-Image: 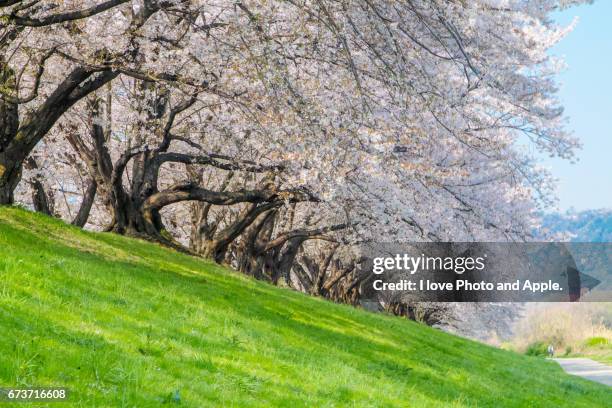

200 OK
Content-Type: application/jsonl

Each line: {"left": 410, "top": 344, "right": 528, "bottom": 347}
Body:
{"left": 190, "top": 199, "right": 281, "bottom": 263}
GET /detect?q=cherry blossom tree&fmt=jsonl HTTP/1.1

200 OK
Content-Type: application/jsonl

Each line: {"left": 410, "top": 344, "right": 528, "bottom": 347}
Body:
{"left": 0, "top": 0, "right": 186, "bottom": 203}
{"left": 3, "top": 1, "right": 592, "bottom": 317}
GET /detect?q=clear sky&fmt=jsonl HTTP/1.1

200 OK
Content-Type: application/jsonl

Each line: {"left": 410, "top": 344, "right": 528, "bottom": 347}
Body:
{"left": 543, "top": 1, "right": 612, "bottom": 211}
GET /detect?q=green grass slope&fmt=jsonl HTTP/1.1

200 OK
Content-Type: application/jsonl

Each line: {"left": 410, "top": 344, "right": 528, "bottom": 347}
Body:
{"left": 0, "top": 207, "right": 609, "bottom": 407}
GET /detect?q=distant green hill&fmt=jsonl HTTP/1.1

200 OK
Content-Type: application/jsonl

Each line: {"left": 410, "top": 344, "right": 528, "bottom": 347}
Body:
{"left": 0, "top": 207, "right": 609, "bottom": 407}
{"left": 542, "top": 209, "right": 612, "bottom": 242}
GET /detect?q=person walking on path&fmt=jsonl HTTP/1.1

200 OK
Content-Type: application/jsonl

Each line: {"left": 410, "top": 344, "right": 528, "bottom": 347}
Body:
{"left": 547, "top": 344, "right": 554, "bottom": 357}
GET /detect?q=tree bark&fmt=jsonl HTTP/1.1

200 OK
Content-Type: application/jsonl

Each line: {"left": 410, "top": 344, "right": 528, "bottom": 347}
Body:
{"left": 30, "top": 178, "right": 53, "bottom": 215}
{"left": 24, "top": 157, "right": 53, "bottom": 215}
{"left": 72, "top": 178, "right": 97, "bottom": 227}
{"left": 0, "top": 153, "right": 21, "bottom": 204}
{"left": 0, "top": 62, "right": 21, "bottom": 204}
{"left": 193, "top": 202, "right": 281, "bottom": 263}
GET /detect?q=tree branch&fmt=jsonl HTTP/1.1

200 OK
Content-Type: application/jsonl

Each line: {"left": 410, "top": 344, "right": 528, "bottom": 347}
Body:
{"left": 156, "top": 94, "right": 199, "bottom": 153}
{"left": 156, "top": 152, "right": 284, "bottom": 173}
{"left": 263, "top": 223, "right": 348, "bottom": 252}
{"left": 9, "top": 0, "right": 131, "bottom": 27}
{"left": 0, "top": 47, "right": 56, "bottom": 104}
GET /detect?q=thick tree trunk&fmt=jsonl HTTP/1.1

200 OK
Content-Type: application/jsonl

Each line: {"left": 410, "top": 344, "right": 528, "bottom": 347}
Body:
{"left": 190, "top": 201, "right": 281, "bottom": 263}
{"left": 24, "top": 157, "right": 54, "bottom": 215}
{"left": 269, "top": 237, "right": 305, "bottom": 285}
{"left": 109, "top": 149, "right": 168, "bottom": 238}
{"left": 233, "top": 210, "right": 277, "bottom": 279}
{"left": 0, "top": 63, "right": 21, "bottom": 205}
{"left": 189, "top": 202, "right": 208, "bottom": 252}
{"left": 30, "top": 178, "right": 53, "bottom": 215}
{"left": 109, "top": 193, "right": 148, "bottom": 235}
{"left": 0, "top": 156, "right": 21, "bottom": 204}
{"left": 72, "top": 178, "right": 97, "bottom": 227}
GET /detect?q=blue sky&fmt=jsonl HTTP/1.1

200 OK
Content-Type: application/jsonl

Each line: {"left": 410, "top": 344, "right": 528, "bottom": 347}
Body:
{"left": 542, "top": 1, "right": 612, "bottom": 211}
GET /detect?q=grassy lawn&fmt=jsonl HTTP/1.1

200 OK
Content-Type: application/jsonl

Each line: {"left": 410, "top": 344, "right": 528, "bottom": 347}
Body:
{"left": 0, "top": 207, "right": 610, "bottom": 407}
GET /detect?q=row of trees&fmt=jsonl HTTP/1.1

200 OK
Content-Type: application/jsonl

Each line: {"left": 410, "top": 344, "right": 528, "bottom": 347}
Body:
{"left": 1, "top": 0, "right": 585, "bottom": 321}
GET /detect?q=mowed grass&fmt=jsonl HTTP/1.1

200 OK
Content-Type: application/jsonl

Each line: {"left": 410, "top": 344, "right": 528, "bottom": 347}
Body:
{"left": 0, "top": 207, "right": 609, "bottom": 407}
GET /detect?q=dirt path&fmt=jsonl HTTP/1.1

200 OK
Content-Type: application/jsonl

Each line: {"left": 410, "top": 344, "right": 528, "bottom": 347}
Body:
{"left": 553, "top": 358, "right": 612, "bottom": 386}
